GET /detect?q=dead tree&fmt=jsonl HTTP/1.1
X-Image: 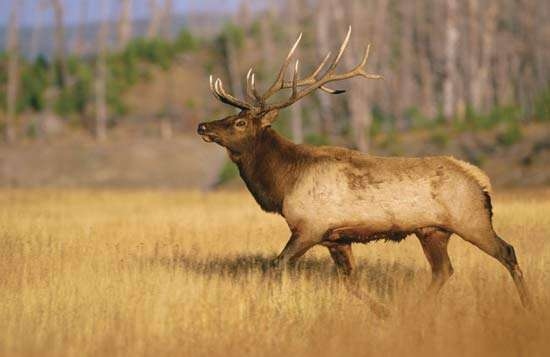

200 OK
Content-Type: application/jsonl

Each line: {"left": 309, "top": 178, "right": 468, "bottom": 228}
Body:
{"left": 74, "top": 0, "right": 89, "bottom": 56}
{"left": 95, "top": 0, "right": 109, "bottom": 141}
{"left": 315, "top": 0, "right": 335, "bottom": 139}
{"left": 50, "top": 0, "right": 68, "bottom": 86}
{"left": 467, "top": 0, "right": 497, "bottom": 113}
{"left": 288, "top": 0, "right": 304, "bottom": 143}
{"left": 5, "top": 0, "right": 20, "bottom": 143}
{"left": 443, "top": 0, "right": 459, "bottom": 121}
{"left": 146, "top": 0, "right": 162, "bottom": 39}
{"left": 118, "top": 0, "right": 133, "bottom": 49}
{"left": 160, "top": 0, "right": 174, "bottom": 139}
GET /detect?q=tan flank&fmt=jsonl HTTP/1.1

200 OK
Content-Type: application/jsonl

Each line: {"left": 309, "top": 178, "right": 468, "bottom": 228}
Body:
{"left": 198, "top": 26, "right": 531, "bottom": 308}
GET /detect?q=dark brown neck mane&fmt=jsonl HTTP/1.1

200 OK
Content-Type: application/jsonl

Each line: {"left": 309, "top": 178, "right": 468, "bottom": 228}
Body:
{"left": 231, "top": 128, "right": 308, "bottom": 214}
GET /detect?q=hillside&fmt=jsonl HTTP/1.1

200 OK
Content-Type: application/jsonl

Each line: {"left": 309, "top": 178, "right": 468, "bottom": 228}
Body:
{"left": 0, "top": 123, "right": 548, "bottom": 189}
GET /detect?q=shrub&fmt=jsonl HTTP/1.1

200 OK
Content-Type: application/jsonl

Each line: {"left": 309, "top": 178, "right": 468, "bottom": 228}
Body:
{"left": 217, "top": 160, "right": 239, "bottom": 185}
{"left": 305, "top": 133, "right": 330, "bottom": 146}
{"left": 496, "top": 120, "right": 522, "bottom": 147}
{"left": 430, "top": 129, "right": 450, "bottom": 149}
{"left": 534, "top": 85, "right": 550, "bottom": 122}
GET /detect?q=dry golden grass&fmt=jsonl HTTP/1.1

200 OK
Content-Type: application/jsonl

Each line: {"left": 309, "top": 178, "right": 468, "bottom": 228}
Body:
{"left": 0, "top": 188, "right": 549, "bottom": 356}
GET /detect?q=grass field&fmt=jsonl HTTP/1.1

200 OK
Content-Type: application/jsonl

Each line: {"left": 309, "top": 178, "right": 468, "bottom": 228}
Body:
{"left": 0, "top": 189, "right": 549, "bottom": 356}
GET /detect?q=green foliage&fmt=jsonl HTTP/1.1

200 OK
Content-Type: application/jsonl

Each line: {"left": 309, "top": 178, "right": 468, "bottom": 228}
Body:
{"left": 404, "top": 107, "right": 433, "bottom": 129}
{"left": 221, "top": 22, "right": 245, "bottom": 49}
{"left": 461, "top": 105, "right": 521, "bottom": 131}
{"left": 496, "top": 120, "right": 523, "bottom": 147}
{"left": 429, "top": 129, "right": 450, "bottom": 149}
{"left": 0, "top": 28, "right": 199, "bottom": 123}
{"left": 174, "top": 29, "right": 199, "bottom": 53}
{"left": 18, "top": 57, "right": 48, "bottom": 112}
{"left": 534, "top": 85, "right": 550, "bottom": 122}
{"left": 371, "top": 106, "right": 397, "bottom": 136}
{"left": 184, "top": 98, "right": 196, "bottom": 110}
{"left": 217, "top": 160, "right": 239, "bottom": 185}
{"left": 305, "top": 133, "right": 330, "bottom": 146}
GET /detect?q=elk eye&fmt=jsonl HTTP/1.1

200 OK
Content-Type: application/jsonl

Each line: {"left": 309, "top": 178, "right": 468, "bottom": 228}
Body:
{"left": 235, "top": 119, "right": 247, "bottom": 128}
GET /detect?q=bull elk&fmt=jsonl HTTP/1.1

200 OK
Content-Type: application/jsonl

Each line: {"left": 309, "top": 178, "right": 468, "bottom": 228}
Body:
{"left": 197, "top": 27, "right": 532, "bottom": 308}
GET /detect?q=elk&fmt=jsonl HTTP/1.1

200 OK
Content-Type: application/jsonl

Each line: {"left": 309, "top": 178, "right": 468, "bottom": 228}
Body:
{"left": 197, "top": 27, "right": 532, "bottom": 308}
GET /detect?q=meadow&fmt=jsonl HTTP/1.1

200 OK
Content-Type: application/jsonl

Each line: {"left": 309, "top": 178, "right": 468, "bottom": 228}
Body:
{"left": 0, "top": 188, "right": 549, "bottom": 356}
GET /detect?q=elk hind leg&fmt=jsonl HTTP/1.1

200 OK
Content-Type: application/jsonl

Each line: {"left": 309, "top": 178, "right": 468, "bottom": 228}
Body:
{"left": 415, "top": 227, "right": 453, "bottom": 295}
{"left": 458, "top": 227, "right": 532, "bottom": 308}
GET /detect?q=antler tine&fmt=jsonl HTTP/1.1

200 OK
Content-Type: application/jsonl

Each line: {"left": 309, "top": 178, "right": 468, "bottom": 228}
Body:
{"left": 261, "top": 32, "right": 303, "bottom": 100}
{"left": 311, "top": 51, "right": 332, "bottom": 79}
{"left": 280, "top": 51, "right": 345, "bottom": 94}
{"left": 364, "top": 45, "right": 383, "bottom": 79}
{"left": 291, "top": 60, "right": 299, "bottom": 98}
{"left": 209, "top": 75, "right": 220, "bottom": 99}
{"left": 355, "top": 44, "right": 383, "bottom": 79}
{"left": 329, "top": 25, "right": 352, "bottom": 72}
{"left": 207, "top": 26, "right": 380, "bottom": 113}
{"left": 250, "top": 73, "right": 262, "bottom": 100}
{"left": 281, "top": 51, "right": 331, "bottom": 88}
{"left": 214, "top": 78, "right": 254, "bottom": 110}
{"left": 245, "top": 68, "right": 256, "bottom": 102}
{"left": 263, "top": 26, "right": 382, "bottom": 112}
{"left": 320, "top": 85, "right": 346, "bottom": 94}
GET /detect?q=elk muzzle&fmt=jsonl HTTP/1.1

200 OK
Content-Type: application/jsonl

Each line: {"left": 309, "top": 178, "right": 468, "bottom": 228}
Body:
{"left": 197, "top": 122, "right": 219, "bottom": 143}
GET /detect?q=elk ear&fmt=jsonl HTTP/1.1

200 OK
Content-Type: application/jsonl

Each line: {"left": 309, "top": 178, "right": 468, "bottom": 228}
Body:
{"left": 260, "top": 109, "right": 279, "bottom": 127}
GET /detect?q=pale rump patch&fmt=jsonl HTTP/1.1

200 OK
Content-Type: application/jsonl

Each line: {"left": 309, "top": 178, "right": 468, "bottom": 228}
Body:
{"left": 447, "top": 156, "right": 492, "bottom": 194}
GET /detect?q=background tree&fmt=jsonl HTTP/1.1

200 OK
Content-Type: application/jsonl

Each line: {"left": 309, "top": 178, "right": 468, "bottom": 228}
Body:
{"left": 118, "top": 0, "right": 133, "bottom": 50}
{"left": 4, "top": 0, "right": 21, "bottom": 143}
{"left": 443, "top": 0, "right": 459, "bottom": 121}
{"left": 95, "top": 0, "right": 109, "bottom": 141}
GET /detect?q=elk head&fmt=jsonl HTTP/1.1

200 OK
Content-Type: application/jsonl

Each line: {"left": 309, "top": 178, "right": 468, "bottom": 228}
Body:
{"left": 197, "top": 26, "right": 381, "bottom": 155}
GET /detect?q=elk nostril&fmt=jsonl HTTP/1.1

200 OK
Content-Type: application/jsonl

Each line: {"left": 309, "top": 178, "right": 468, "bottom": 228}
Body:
{"left": 197, "top": 123, "right": 207, "bottom": 134}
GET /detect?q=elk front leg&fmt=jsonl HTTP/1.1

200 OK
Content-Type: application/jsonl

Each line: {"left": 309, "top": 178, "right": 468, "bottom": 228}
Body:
{"left": 323, "top": 226, "right": 390, "bottom": 318}
{"left": 273, "top": 229, "right": 318, "bottom": 268}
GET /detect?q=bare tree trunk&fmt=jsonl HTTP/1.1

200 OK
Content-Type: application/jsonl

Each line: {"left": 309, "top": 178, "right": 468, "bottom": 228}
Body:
{"left": 5, "top": 0, "right": 20, "bottom": 143}
{"left": 260, "top": 5, "right": 276, "bottom": 70}
{"left": 288, "top": 0, "right": 303, "bottom": 143}
{"left": 315, "top": 0, "right": 335, "bottom": 140}
{"left": 95, "top": 0, "right": 109, "bottom": 141}
{"left": 224, "top": 40, "right": 242, "bottom": 112}
{"left": 330, "top": 0, "right": 373, "bottom": 152}
{"left": 30, "top": 2, "right": 46, "bottom": 59}
{"left": 50, "top": 0, "right": 68, "bottom": 86}
{"left": 160, "top": 0, "right": 174, "bottom": 139}
{"left": 468, "top": 0, "right": 497, "bottom": 113}
{"left": 74, "top": 0, "right": 88, "bottom": 55}
{"left": 398, "top": 0, "right": 415, "bottom": 125}
{"left": 237, "top": 0, "right": 252, "bottom": 29}
{"left": 443, "top": 0, "right": 459, "bottom": 121}
{"left": 118, "top": 0, "right": 133, "bottom": 49}
{"left": 161, "top": 0, "right": 173, "bottom": 40}
{"left": 416, "top": 0, "right": 436, "bottom": 118}
{"left": 147, "top": 0, "right": 162, "bottom": 39}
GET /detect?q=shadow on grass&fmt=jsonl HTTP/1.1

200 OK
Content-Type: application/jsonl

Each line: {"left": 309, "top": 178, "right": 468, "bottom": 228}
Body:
{"left": 146, "top": 253, "right": 420, "bottom": 299}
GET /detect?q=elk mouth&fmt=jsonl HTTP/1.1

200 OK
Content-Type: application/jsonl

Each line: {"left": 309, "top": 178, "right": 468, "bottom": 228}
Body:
{"left": 200, "top": 133, "right": 220, "bottom": 143}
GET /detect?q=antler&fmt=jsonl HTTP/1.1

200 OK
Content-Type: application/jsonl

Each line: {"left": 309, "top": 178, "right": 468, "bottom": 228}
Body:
{"left": 208, "top": 26, "right": 381, "bottom": 113}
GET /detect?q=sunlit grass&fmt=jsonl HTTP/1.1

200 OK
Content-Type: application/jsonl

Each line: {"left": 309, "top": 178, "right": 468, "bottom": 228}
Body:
{"left": 0, "top": 189, "right": 549, "bottom": 356}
